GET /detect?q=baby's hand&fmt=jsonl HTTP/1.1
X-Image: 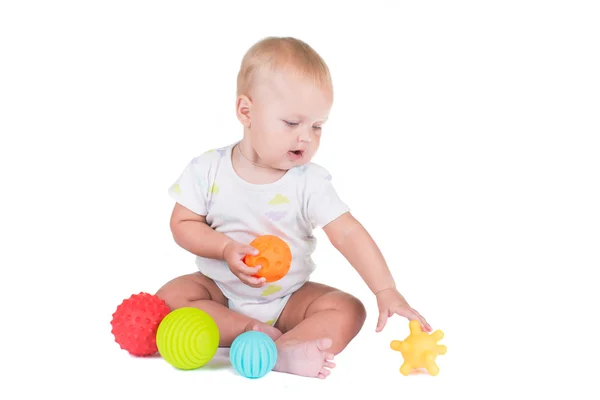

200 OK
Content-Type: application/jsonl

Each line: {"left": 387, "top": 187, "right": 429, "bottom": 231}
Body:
{"left": 223, "top": 241, "right": 266, "bottom": 288}
{"left": 375, "top": 288, "right": 432, "bottom": 333}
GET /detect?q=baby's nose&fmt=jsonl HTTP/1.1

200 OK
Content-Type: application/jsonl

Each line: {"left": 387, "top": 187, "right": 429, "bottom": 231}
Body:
{"left": 299, "top": 128, "right": 312, "bottom": 142}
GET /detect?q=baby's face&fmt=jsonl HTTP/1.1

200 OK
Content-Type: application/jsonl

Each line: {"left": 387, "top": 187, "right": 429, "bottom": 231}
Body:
{"left": 249, "top": 70, "right": 332, "bottom": 170}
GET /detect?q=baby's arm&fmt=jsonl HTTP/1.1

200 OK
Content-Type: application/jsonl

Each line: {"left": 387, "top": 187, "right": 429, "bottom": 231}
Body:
{"left": 170, "top": 202, "right": 233, "bottom": 260}
{"left": 323, "top": 212, "right": 431, "bottom": 332}
{"left": 323, "top": 212, "right": 396, "bottom": 294}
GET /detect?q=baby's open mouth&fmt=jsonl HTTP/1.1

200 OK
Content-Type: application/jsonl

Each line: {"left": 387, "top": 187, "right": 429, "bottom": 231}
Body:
{"left": 288, "top": 150, "right": 304, "bottom": 160}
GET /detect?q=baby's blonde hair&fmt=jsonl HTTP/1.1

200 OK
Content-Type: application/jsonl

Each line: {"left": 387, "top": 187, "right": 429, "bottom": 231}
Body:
{"left": 236, "top": 36, "right": 332, "bottom": 97}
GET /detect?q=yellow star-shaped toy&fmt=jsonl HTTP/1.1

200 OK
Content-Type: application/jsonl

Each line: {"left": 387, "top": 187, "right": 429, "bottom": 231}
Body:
{"left": 390, "top": 320, "right": 447, "bottom": 376}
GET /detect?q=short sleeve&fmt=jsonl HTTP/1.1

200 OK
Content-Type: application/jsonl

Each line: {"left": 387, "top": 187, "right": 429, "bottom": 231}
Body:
{"left": 168, "top": 156, "right": 210, "bottom": 216}
{"left": 306, "top": 166, "right": 350, "bottom": 228}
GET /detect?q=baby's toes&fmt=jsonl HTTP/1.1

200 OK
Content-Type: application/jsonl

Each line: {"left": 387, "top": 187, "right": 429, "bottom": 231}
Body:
{"left": 318, "top": 368, "right": 331, "bottom": 379}
{"left": 324, "top": 361, "right": 336, "bottom": 369}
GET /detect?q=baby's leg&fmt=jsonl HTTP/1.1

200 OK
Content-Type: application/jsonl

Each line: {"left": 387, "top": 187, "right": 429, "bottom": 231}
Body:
{"left": 155, "top": 272, "right": 282, "bottom": 346}
{"left": 272, "top": 282, "right": 367, "bottom": 378}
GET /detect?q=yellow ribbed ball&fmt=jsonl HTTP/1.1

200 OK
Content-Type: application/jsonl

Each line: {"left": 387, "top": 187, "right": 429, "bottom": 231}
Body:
{"left": 156, "top": 307, "right": 219, "bottom": 370}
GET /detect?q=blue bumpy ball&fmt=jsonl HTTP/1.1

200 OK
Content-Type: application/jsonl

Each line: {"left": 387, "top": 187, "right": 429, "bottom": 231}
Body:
{"left": 229, "top": 331, "right": 278, "bottom": 379}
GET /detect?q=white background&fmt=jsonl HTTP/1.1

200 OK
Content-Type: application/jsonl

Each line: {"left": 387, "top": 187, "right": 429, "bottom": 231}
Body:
{"left": 1, "top": 1, "right": 598, "bottom": 399}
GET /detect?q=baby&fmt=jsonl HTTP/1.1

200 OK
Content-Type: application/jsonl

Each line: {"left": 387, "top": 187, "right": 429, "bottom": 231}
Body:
{"left": 156, "top": 36, "right": 431, "bottom": 379}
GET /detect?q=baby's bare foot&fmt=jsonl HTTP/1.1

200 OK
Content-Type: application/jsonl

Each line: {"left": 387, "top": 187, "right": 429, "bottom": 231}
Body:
{"left": 273, "top": 338, "right": 336, "bottom": 379}
{"left": 245, "top": 320, "right": 283, "bottom": 342}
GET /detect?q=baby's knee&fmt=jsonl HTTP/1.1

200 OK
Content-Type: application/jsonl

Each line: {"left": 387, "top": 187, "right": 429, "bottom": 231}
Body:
{"left": 343, "top": 294, "right": 367, "bottom": 324}
{"left": 155, "top": 274, "right": 211, "bottom": 310}
{"left": 155, "top": 286, "right": 185, "bottom": 310}
{"left": 325, "top": 291, "right": 366, "bottom": 324}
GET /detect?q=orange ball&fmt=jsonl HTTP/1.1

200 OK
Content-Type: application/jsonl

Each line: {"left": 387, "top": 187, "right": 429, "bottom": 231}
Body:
{"left": 244, "top": 235, "right": 292, "bottom": 282}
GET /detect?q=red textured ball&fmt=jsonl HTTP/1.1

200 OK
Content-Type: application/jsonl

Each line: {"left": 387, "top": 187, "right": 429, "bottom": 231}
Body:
{"left": 110, "top": 292, "right": 171, "bottom": 356}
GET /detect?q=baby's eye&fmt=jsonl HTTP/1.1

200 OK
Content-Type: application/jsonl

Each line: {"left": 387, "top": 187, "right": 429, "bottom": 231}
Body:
{"left": 284, "top": 120, "right": 299, "bottom": 127}
{"left": 312, "top": 126, "right": 322, "bottom": 131}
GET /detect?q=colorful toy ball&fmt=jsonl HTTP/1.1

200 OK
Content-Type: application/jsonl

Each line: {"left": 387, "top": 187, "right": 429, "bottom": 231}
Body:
{"left": 390, "top": 320, "right": 447, "bottom": 376}
{"left": 156, "top": 307, "right": 220, "bottom": 370}
{"left": 110, "top": 292, "right": 171, "bottom": 356}
{"left": 244, "top": 235, "right": 292, "bottom": 282}
{"left": 229, "top": 331, "right": 278, "bottom": 379}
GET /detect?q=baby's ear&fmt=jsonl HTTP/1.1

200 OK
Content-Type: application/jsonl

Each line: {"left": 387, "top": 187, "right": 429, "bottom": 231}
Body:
{"left": 236, "top": 95, "right": 252, "bottom": 127}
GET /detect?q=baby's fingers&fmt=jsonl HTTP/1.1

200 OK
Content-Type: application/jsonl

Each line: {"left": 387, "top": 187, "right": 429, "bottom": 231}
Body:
{"left": 243, "top": 245, "right": 259, "bottom": 256}
{"left": 394, "top": 307, "right": 430, "bottom": 332}
{"left": 406, "top": 309, "right": 431, "bottom": 333}
{"left": 235, "top": 261, "right": 262, "bottom": 276}
{"left": 416, "top": 312, "right": 432, "bottom": 332}
{"left": 239, "top": 273, "right": 266, "bottom": 288}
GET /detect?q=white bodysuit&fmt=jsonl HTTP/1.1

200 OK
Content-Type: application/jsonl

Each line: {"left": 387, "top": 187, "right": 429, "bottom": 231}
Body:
{"left": 168, "top": 142, "right": 350, "bottom": 326}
